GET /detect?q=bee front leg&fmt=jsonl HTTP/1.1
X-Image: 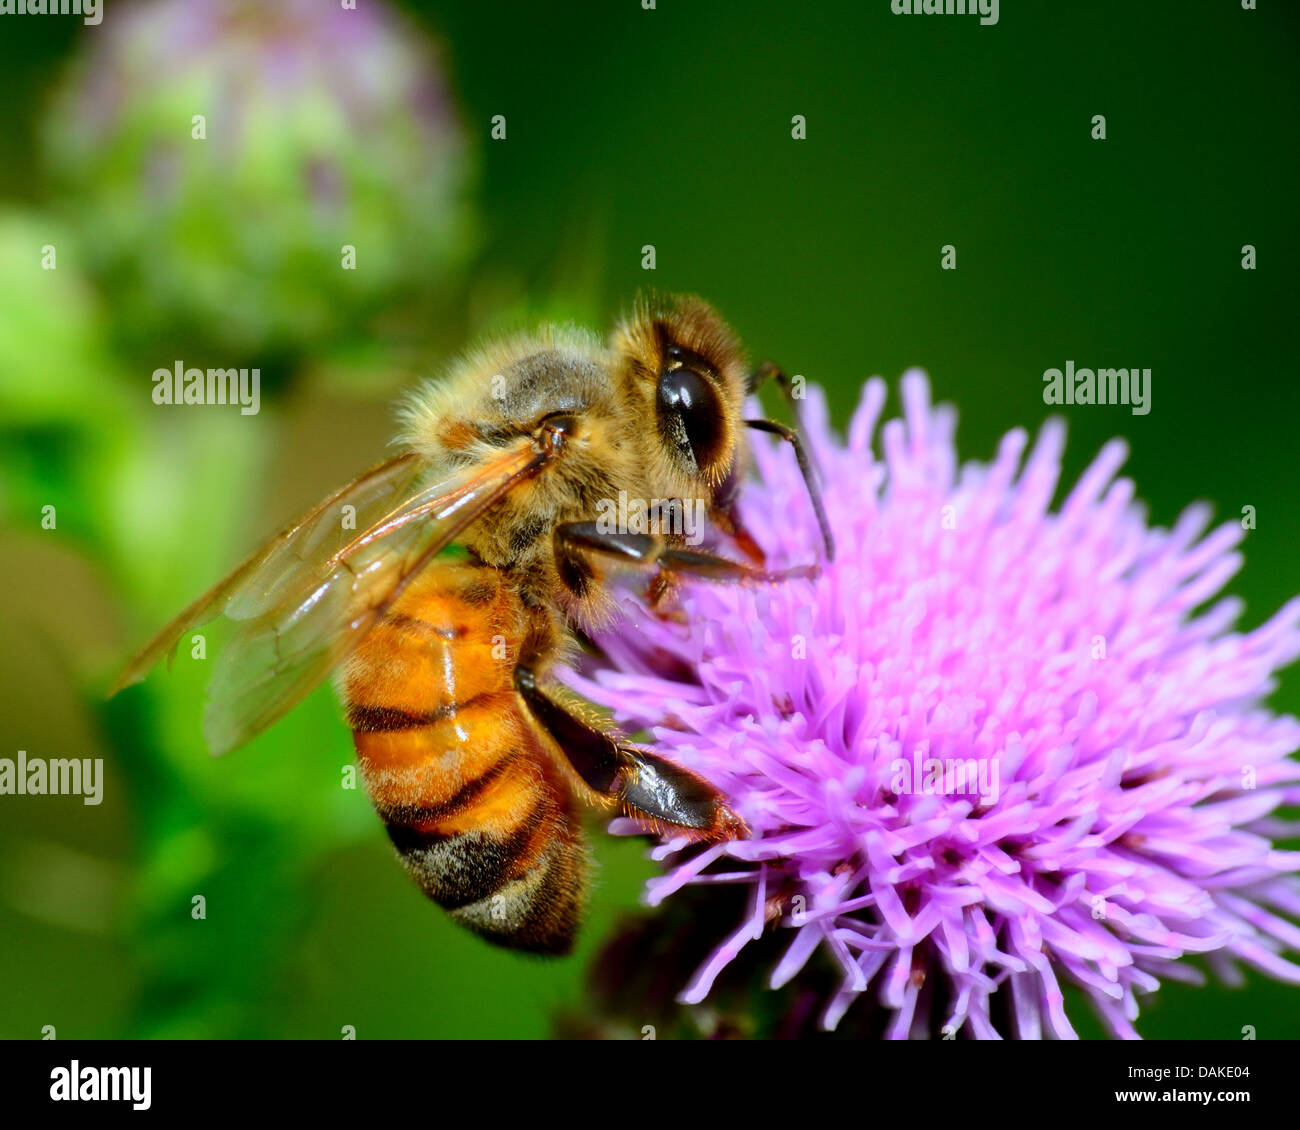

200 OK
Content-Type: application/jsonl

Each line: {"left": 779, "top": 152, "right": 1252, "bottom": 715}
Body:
{"left": 513, "top": 663, "right": 747, "bottom": 842}
{"left": 553, "top": 522, "right": 819, "bottom": 595}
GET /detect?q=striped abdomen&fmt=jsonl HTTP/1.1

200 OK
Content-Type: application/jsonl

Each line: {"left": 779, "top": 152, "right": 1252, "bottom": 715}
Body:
{"left": 342, "top": 562, "right": 587, "bottom": 954}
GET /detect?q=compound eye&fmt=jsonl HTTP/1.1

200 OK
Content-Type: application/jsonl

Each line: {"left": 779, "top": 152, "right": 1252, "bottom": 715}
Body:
{"left": 656, "top": 362, "right": 725, "bottom": 474}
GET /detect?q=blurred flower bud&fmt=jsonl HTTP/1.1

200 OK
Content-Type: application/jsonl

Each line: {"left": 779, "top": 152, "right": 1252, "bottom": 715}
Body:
{"left": 43, "top": 0, "right": 475, "bottom": 361}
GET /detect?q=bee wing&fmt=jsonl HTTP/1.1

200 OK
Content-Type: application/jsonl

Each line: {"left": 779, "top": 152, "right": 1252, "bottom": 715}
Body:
{"left": 113, "top": 439, "right": 548, "bottom": 755}
{"left": 110, "top": 452, "right": 427, "bottom": 695}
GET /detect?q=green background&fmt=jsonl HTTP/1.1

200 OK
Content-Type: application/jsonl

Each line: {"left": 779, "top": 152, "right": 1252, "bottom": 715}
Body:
{"left": 1, "top": 0, "right": 1297, "bottom": 1039}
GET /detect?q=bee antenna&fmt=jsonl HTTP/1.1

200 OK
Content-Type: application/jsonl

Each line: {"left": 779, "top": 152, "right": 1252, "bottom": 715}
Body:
{"left": 745, "top": 361, "right": 835, "bottom": 560}
{"left": 744, "top": 417, "right": 835, "bottom": 561}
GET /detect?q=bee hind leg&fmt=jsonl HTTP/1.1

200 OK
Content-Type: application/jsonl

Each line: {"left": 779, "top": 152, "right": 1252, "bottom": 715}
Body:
{"left": 513, "top": 664, "right": 747, "bottom": 842}
{"left": 616, "top": 744, "right": 749, "bottom": 841}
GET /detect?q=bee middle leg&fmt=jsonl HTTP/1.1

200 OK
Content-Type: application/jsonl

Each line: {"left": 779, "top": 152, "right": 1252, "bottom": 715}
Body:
{"left": 513, "top": 663, "right": 747, "bottom": 841}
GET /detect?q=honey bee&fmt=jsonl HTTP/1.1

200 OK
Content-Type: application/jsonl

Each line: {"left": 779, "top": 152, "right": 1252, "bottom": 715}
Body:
{"left": 112, "top": 294, "right": 834, "bottom": 954}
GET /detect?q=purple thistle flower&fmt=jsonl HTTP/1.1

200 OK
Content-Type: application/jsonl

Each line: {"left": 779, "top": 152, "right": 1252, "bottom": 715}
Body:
{"left": 565, "top": 372, "right": 1300, "bottom": 1039}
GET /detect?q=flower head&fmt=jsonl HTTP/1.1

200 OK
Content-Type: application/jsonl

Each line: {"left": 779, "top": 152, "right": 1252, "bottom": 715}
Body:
{"left": 566, "top": 372, "right": 1300, "bottom": 1039}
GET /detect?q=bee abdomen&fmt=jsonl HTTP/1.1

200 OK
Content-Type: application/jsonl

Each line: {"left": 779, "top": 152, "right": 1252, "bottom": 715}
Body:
{"left": 381, "top": 760, "right": 587, "bottom": 954}
{"left": 343, "top": 563, "right": 587, "bottom": 953}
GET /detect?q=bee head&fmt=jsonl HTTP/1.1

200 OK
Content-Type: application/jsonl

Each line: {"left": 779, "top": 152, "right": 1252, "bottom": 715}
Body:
{"left": 611, "top": 294, "right": 748, "bottom": 492}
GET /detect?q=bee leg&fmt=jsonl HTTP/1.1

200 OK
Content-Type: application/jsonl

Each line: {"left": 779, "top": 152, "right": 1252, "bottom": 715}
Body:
{"left": 708, "top": 457, "right": 769, "bottom": 566}
{"left": 554, "top": 522, "right": 819, "bottom": 591}
{"left": 632, "top": 502, "right": 729, "bottom": 610}
{"left": 645, "top": 569, "right": 676, "bottom": 612}
{"left": 513, "top": 664, "right": 747, "bottom": 842}
{"left": 710, "top": 509, "right": 768, "bottom": 567}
